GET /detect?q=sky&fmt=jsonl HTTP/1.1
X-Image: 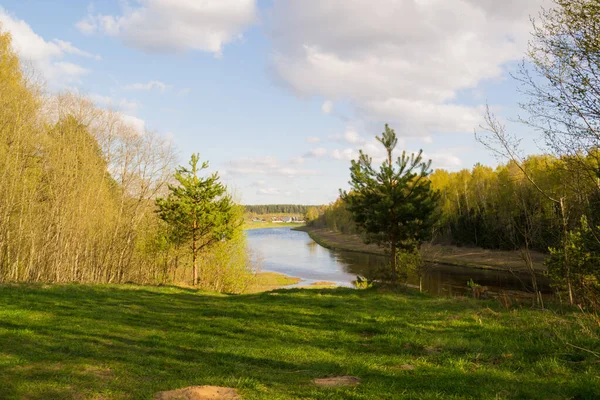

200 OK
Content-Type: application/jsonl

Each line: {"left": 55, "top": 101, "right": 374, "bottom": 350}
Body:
{"left": 0, "top": 0, "right": 550, "bottom": 205}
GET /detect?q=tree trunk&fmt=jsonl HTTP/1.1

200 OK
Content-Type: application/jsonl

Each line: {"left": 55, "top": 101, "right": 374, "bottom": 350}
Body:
{"left": 192, "top": 219, "right": 198, "bottom": 286}
{"left": 390, "top": 237, "right": 398, "bottom": 284}
{"left": 560, "top": 198, "right": 574, "bottom": 305}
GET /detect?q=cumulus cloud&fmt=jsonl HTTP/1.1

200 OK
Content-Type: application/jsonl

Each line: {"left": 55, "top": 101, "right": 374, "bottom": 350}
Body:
{"left": 257, "top": 187, "right": 280, "bottom": 196}
{"left": 226, "top": 156, "right": 318, "bottom": 178}
{"left": 290, "top": 156, "right": 305, "bottom": 165}
{"left": 304, "top": 147, "right": 328, "bottom": 158}
{"left": 119, "top": 114, "right": 146, "bottom": 133}
{"left": 425, "top": 151, "right": 463, "bottom": 170}
{"left": 321, "top": 100, "right": 333, "bottom": 114}
{"left": 330, "top": 128, "right": 366, "bottom": 145}
{"left": 0, "top": 8, "right": 99, "bottom": 86}
{"left": 269, "top": 0, "right": 548, "bottom": 136}
{"left": 88, "top": 94, "right": 139, "bottom": 114}
{"left": 307, "top": 136, "right": 321, "bottom": 144}
{"left": 123, "top": 80, "right": 171, "bottom": 92}
{"left": 331, "top": 148, "right": 358, "bottom": 161}
{"left": 77, "top": 0, "right": 258, "bottom": 55}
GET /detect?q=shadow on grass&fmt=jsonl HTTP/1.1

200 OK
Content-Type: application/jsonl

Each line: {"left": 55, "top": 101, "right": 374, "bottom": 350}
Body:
{"left": 0, "top": 284, "right": 598, "bottom": 399}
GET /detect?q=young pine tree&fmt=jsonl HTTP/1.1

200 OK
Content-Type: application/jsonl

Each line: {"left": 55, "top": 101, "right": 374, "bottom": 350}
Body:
{"left": 341, "top": 125, "right": 439, "bottom": 283}
{"left": 156, "top": 154, "right": 239, "bottom": 286}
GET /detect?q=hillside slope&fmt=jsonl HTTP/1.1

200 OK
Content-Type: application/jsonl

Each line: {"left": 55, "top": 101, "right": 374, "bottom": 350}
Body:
{"left": 0, "top": 284, "right": 598, "bottom": 399}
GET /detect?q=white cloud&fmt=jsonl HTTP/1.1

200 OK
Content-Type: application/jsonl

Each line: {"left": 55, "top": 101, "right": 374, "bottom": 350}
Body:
{"left": 330, "top": 128, "right": 366, "bottom": 145}
{"left": 343, "top": 129, "right": 365, "bottom": 145}
{"left": 290, "top": 156, "right": 305, "bottom": 165}
{"left": 269, "top": 0, "right": 548, "bottom": 136}
{"left": 54, "top": 62, "right": 90, "bottom": 78}
{"left": 119, "top": 114, "right": 146, "bottom": 134}
{"left": 123, "top": 80, "right": 172, "bottom": 93}
{"left": 425, "top": 151, "right": 463, "bottom": 170}
{"left": 75, "top": 19, "right": 96, "bottom": 35}
{"left": 53, "top": 39, "right": 102, "bottom": 60}
{"left": 88, "top": 94, "right": 139, "bottom": 114}
{"left": 257, "top": 187, "right": 280, "bottom": 196}
{"left": 304, "top": 147, "right": 328, "bottom": 158}
{"left": 321, "top": 100, "right": 333, "bottom": 114}
{"left": 331, "top": 148, "right": 358, "bottom": 161}
{"left": 226, "top": 156, "right": 318, "bottom": 178}
{"left": 77, "top": 0, "right": 258, "bottom": 55}
{"left": 307, "top": 136, "right": 321, "bottom": 144}
{"left": 0, "top": 8, "right": 99, "bottom": 86}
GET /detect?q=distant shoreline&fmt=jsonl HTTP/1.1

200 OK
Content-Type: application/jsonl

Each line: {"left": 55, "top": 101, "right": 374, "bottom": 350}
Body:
{"left": 244, "top": 222, "right": 305, "bottom": 231}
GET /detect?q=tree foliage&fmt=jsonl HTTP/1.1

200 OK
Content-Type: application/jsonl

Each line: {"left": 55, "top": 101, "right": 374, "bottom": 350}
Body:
{"left": 0, "top": 26, "right": 254, "bottom": 292}
{"left": 156, "top": 154, "right": 240, "bottom": 285}
{"left": 520, "top": 0, "right": 600, "bottom": 160}
{"left": 244, "top": 204, "right": 313, "bottom": 215}
{"left": 341, "top": 125, "right": 439, "bottom": 281}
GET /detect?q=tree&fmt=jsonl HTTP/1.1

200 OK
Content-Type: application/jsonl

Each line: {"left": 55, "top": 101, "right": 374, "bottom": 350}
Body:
{"left": 156, "top": 154, "right": 238, "bottom": 285}
{"left": 341, "top": 125, "right": 439, "bottom": 283}
{"left": 519, "top": 0, "right": 600, "bottom": 163}
{"left": 305, "top": 207, "right": 320, "bottom": 225}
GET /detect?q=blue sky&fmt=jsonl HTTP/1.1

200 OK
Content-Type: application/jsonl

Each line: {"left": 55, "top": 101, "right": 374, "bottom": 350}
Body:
{"left": 0, "top": 0, "right": 548, "bottom": 204}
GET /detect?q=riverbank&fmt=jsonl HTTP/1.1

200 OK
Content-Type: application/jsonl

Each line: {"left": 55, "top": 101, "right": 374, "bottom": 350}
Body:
{"left": 250, "top": 271, "right": 301, "bottom": 292}
{"left": 295, "top": 226, "right": 547, "bottom": 273}
{"left": 244, "top": 221, "right": 305, "bottom": 230}
{"left": 1, "top": 283, "right": 598, "bottom": 399}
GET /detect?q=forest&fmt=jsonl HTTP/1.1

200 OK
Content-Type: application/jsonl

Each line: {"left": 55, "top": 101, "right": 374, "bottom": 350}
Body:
{"left": 0, "top": 29, "right": 254, "bottom": 293}
{"left": 244, "top": 204, "right": 313, "bottom": 215}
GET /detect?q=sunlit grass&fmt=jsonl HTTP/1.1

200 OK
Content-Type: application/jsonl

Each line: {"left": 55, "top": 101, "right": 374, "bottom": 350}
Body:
{"left": 244, "top": 222, "right": 304, "bottom": 230}
{"left": 0, "top": 284, "right": 599, "bottom": 399}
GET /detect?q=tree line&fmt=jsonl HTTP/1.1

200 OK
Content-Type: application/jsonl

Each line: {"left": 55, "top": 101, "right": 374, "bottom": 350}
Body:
{"left": 0, "top": 28, "right": 254, "bottom": 292}
{"left": 244, "top": 204, "right": 313, "bottom": 215}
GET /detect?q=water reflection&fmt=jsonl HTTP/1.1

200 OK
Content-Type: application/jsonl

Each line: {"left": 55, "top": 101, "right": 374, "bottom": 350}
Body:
{"left": 246, "top": 227, "right": 552, "bottom": 296}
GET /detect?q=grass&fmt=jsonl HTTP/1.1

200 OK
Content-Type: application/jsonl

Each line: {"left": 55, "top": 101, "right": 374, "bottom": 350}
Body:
{"left": 1, "top": 284, "right": 599, "bottom": 399}
{"left": 250, "top": 272, "right": 301, "bottom": 292}
{"left": 297, "top": 226, "right": 547, "bottom": 272}
{"left": 244, "top": 222, "right": 305, "bottom": 230}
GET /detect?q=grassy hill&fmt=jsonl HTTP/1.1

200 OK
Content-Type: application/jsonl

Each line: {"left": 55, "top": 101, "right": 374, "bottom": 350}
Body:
{"left": 0, "top": 284, "right": 599, "bottom": 399}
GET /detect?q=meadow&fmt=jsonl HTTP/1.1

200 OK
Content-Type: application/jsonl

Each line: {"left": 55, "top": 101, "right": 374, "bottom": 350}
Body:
{"left": 1, "top": 284, "right": 598, "bottom": 399}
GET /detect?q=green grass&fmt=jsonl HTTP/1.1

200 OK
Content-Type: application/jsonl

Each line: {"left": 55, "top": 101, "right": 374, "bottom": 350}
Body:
{"left": 1, "top": 284, "right": 599, "bottom": 399}
{"left": 250, "top": 272, "right": 301, "bottom": 292}
{"left": 244, "top": 222, "right": 305, "bottom": 230}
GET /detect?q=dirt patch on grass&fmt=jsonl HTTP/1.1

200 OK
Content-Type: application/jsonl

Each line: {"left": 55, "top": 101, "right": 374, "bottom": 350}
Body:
{"left": 153, "top": 386, "right": 240, "bottom": 400}
{"left": 313, "top": 376, "right": 360, "bottom": 387}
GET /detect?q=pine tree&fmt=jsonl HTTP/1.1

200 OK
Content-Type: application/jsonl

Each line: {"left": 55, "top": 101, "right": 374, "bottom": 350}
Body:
{"left": 341, "top": 125, "right": 439, "bottom": 282}
{"left": 156, "top": 154, "right": 238, "bottom": 285}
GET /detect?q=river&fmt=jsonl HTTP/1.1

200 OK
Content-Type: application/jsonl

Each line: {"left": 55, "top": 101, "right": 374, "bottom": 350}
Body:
{"left": 246, "top": 227, "right": 552, "bottom": 297}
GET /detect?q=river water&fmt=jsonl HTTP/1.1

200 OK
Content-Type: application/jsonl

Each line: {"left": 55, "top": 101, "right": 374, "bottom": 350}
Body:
{"left": 246, "top": 227, "right": 552, "bottom": 297}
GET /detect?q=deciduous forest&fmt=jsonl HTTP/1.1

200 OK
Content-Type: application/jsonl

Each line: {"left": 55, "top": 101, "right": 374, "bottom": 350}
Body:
{"left": 0, "top": 29, "right": 253, "bottom": 293}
